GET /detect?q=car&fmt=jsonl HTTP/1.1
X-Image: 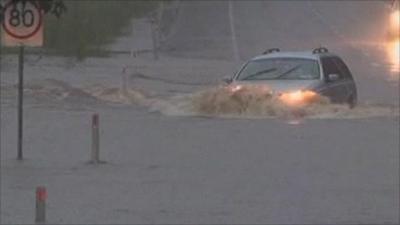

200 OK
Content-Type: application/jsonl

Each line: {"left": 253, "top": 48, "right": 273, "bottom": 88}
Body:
{"left": 223, "top": 47, "right": 358, "bottom": 108}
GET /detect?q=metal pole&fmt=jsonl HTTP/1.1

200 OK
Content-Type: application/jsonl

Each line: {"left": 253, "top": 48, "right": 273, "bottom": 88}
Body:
{"left": 157, "top": 1, "right": 164, "bottom": 44}
{"left": 228, "top": 0, "right": 240, "bottom": 62}
{"left": 17, "top": 45, "right": 24, "bottom": 160}
{"left": 150, "top": 15, "right": 159, "bottom": 60}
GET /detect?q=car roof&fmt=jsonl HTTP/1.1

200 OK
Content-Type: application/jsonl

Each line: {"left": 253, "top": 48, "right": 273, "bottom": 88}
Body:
{"left": 251, "top": 51, "right": 338, "bottom": 61}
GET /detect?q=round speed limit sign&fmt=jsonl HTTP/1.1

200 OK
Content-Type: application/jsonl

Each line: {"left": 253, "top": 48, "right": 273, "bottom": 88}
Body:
{"left": 1, "top": 0, "right": 43, "bottom": 46}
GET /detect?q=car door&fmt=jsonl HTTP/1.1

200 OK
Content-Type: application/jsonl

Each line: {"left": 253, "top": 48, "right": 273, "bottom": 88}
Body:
{"left": 319, "top": 57, "right": 348, "bottom": 103}
{"left": 330, "top": 57, "right": 357, "bottom": 101}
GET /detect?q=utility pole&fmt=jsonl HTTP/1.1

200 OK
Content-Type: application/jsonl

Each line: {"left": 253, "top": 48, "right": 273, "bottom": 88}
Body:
{"left": 228, "top": 0, "right": 240, "bottom": 62}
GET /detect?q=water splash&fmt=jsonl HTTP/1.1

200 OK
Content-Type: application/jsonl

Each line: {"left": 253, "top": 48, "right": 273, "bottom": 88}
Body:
{"left": 3, "top": 79, "right": 398, "bottom": 119}
{"left": 153, "top": 86, "right": 399, "bottom": 120}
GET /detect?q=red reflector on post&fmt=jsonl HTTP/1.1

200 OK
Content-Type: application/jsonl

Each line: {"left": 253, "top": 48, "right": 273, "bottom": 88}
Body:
{"left": 36, "top": 186, "right": 47, "bottom": 201}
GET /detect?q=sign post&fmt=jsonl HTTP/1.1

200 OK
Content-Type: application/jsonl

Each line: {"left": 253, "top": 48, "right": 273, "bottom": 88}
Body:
{"left": 17, "top": 45, "right": 24, "bottom": 160}
{"left": 1, "top": 0, "right": 43, "bottom": 160}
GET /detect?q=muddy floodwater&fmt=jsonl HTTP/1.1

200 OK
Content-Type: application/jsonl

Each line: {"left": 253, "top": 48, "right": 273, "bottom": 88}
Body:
{"left": 1, "top": 1, "right": 399, "bottom": 224}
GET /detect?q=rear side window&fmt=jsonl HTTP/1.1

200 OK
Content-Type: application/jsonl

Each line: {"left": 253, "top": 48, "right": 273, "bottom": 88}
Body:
{"left": 321, "top": 57, "right": 342, "bottom": 81}
{"left": 331, "top": 57, "right": 353, "bottom": 80}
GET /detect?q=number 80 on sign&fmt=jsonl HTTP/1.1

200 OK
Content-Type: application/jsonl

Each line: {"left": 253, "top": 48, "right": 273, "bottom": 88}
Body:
{"left": 1, "top": 0, "right": 43, "bottom": 47}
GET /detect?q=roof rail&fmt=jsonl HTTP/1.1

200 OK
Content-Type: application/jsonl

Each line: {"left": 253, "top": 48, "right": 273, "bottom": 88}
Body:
{"left": 263, "top": 48, "right": 280, "bottom": 54}
{"left": 312, "top": 47, "right": 329, "bottom": 54}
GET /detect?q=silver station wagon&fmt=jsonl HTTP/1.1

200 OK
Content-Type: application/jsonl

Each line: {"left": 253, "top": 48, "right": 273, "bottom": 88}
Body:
{"left": 224, "top": 47, "right": 358, "bottom": 108}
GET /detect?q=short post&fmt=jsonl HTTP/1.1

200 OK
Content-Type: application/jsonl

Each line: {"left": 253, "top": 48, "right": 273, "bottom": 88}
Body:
{"left": 35, "top": 186, "right": 46, "bottom": 223}
{"left": 121, "top": 67, "right": 128, "bottom": 96}
{"left": 91, "top": 113, "right": 100, "bottom": 163}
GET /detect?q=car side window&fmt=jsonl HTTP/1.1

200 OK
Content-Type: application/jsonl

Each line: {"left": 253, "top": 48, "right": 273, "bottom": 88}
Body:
{"left": 332, "top": 57, "right": 353, "bottom": 80}
{"left": 321, "top": 57, "right": 343, "bottom": 81}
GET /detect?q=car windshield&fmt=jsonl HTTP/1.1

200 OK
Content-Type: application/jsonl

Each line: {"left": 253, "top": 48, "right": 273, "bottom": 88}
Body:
{"left": 237, "top": 58, "right": 320, "bottom": 80}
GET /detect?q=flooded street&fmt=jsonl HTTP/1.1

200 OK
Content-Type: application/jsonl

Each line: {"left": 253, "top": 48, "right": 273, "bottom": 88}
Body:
{"left": 1, "top": 0, "right": 399, "bottom": 224}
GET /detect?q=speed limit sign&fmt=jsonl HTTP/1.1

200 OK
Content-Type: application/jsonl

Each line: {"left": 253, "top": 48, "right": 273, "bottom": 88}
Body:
{"left": 1, "top": 0, "right": 43, "bottom": 47}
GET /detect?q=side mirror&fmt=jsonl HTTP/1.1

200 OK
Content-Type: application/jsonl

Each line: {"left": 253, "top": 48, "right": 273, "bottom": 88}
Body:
{"left": 327, "top": 73, "right": 340, "bottom": 82}
{"left": 222, "top": 76, "right": 233, "bottom": 84}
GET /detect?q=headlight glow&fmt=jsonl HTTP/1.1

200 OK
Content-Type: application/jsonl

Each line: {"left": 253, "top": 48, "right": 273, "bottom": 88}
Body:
{"left": 387, "top": 9, "right": 399, "bottom": 73}
{"left": 390, "top": 10, "right": 399, "bottom": 32}
{"left": 279, "top": 90, "right": 318, "bottom": 106}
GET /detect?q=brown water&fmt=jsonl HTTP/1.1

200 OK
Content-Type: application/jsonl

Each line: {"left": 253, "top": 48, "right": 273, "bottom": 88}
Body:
{"left": 2, "top": 80, "right": 398, "bottom": 120}
{"left": 156, "top": 85, "right": 399, "bottom": 120}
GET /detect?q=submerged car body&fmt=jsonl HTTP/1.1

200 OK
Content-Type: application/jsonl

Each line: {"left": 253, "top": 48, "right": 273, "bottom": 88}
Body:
{"left": 225, "top": 48, "right": 358, "bottom": 107}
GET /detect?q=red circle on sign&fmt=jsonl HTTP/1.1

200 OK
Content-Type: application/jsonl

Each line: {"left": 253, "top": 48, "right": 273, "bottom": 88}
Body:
{"left": 2, "top": 1, "right": 43, "bottom": 39}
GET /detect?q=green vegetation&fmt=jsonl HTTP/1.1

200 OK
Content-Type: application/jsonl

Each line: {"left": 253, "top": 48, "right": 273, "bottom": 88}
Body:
{"left": 42, "top": 0, "right": 158, "bottom": 59}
